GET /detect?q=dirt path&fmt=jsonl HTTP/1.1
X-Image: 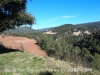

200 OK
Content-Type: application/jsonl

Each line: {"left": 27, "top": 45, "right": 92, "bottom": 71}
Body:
{"left": 0, "top": 35, "right": 47, "bottom": 57}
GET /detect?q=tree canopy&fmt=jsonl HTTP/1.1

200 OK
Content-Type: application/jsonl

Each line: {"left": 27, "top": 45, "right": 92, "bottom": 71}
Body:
{"left": 0, "top": 0, "right": 35, "bottom": 32}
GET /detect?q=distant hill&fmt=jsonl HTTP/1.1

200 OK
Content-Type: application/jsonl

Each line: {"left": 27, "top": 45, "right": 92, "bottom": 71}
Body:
{"left": 3, "top": 26, "right": 38, "bottom": 33}
{"left": 77, "top": 21, "right": 100, "bottom": 32}
{"left": 3, "top": 21, "right": 100, "bottom": 35}
{"left": 42, "top": 21, "right": 100, "bottom": 36}
{"left": 37, "top": 28, "right": 49, "bottom": 32}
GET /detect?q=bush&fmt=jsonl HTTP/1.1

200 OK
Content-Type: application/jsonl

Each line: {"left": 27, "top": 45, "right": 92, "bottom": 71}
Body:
{"left": 20, "top": 42, "right": 25, "bottom": 52}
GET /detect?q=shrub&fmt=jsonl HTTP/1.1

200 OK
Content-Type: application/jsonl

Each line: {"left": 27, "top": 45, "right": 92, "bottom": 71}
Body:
{"left": 20, "top": 42, "right": 25, "bottom": 52}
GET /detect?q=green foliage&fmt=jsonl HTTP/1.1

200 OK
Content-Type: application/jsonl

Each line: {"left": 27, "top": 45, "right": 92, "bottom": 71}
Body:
{"left": 91, "top": 53, "right": 100, "bottom": 70}
{"left": 74, "top": 31, "right": 100, "bottom": 70}
{"left": 0, "top": 0, "right": 36, "bottom": 32}
{"left": 75, "top": 31, "right": 100, "bottom": 54}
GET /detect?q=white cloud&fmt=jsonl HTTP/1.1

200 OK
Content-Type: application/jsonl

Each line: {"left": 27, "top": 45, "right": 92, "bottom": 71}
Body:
{"left": 43, "top": 15, "right": 79, "bottom": 22}
{"left": 61, "top": 16, "right": 77, "bottom": 18}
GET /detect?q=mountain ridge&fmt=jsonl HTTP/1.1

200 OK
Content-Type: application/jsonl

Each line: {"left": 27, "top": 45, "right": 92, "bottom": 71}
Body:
{"left": 2, "top": 21, "right": 100, "bottom": 35}
{"left": 42, "top": 21, "right": 100, "bottom": 35}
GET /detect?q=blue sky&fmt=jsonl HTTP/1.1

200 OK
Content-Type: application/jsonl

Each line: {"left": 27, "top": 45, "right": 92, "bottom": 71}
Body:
{"left": 27, "top": 0, "right": 100, "bottom": 29}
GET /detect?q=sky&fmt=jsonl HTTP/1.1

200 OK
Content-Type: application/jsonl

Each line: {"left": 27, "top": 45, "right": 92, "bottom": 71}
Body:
{"left": 26, "top": 0, "right": 100, "bottom": 29}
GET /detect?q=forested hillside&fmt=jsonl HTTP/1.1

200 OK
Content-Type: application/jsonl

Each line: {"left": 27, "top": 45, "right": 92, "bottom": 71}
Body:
{"left": 3, "top": 26, "right": 38, "bottom": 34}
{"left": 74, "top": 31, "right": 100, "bottom": 70}
{"left": 43, "top": 21, "right": 100, "bottom": 35}
{"left": 1, "top": 21, "right": 100, "bottom": 72}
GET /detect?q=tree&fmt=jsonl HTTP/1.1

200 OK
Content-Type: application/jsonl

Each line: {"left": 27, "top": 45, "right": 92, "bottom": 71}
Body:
{"left": 0, "top": 0, "right": 36, "bottom": 32}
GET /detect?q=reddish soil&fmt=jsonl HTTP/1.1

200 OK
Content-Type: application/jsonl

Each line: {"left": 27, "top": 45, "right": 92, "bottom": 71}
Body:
{"left": 0, "top": 35, "right": 47, "bottom": 57}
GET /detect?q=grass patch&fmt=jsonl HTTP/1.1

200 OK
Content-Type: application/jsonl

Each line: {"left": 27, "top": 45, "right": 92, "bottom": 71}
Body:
{"left": 0, "top": 51, "right": 99, "bottom": 75}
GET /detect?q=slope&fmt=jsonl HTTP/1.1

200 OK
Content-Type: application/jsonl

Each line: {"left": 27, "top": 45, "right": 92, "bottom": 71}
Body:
{"left": 0, "top": 51, "right": 97, "bottom": 75}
